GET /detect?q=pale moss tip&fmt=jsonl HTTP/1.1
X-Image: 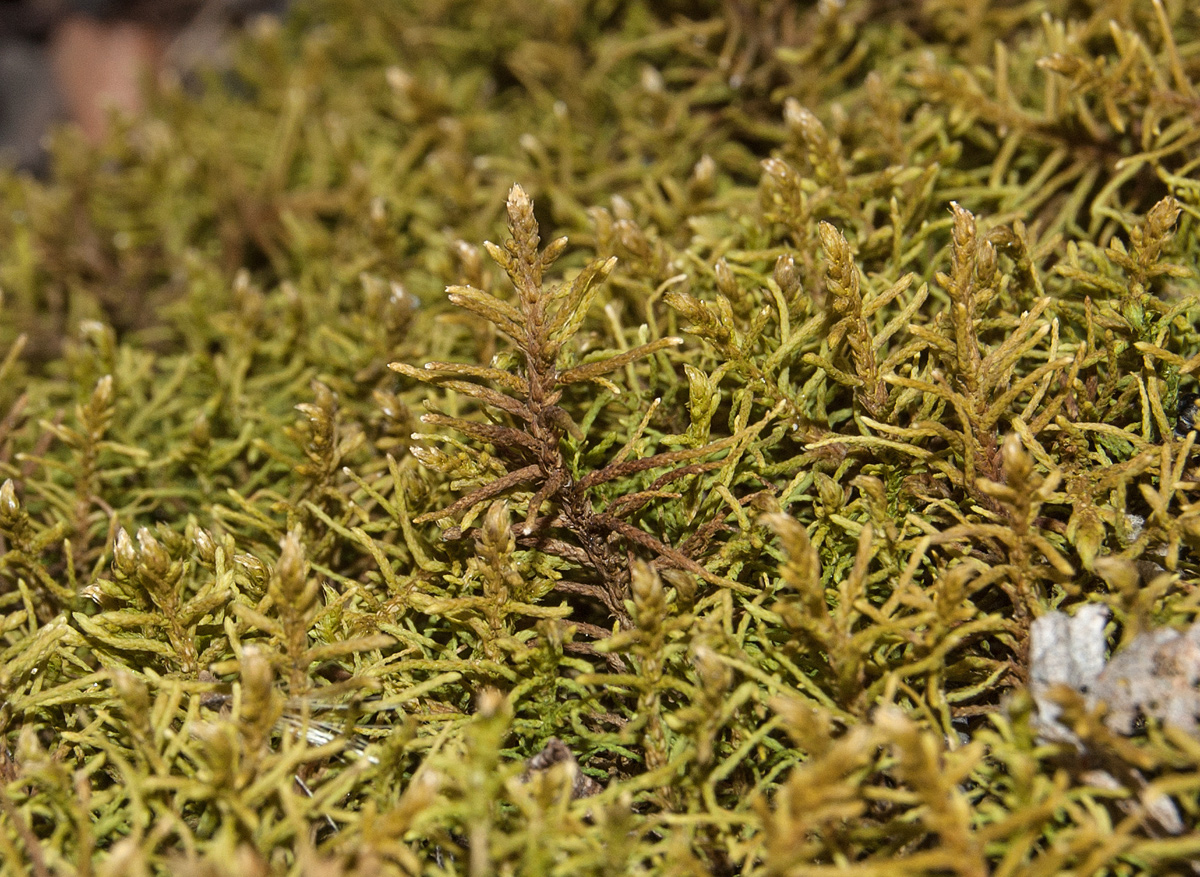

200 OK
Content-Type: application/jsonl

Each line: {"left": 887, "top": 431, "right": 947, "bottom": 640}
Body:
{"left": 508, "top": 183, "right": 530, "bottom": 211}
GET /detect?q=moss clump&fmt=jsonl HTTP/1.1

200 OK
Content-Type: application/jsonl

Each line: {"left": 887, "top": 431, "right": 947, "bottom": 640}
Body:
{"left": 2, "top": 0, "right": 1200, "bottom": 873}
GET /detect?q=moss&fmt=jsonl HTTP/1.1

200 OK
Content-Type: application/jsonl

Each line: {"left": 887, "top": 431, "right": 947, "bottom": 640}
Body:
{"left": 2, "top": 0, "right": 1200, "bottom": 873}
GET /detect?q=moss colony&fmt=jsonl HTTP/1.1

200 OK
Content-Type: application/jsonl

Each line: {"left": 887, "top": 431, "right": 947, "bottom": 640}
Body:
{"left": 3, "top": 0, "right": 1200, "bottom": 874}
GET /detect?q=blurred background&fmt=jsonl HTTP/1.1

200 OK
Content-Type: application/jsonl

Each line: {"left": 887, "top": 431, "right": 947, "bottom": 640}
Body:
{"left": 0, "top": 0, "right": 289, "bottom": 172}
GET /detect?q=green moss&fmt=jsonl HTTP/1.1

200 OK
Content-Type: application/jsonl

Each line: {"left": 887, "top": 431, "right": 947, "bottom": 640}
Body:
{"left": 2, "top": 0, "right": 1200, "bottom": 873}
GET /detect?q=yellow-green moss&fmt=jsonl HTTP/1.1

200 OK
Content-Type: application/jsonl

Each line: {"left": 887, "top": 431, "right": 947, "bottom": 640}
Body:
{"left": 2, "top": 0, "right": 1200, "bottom": 874}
